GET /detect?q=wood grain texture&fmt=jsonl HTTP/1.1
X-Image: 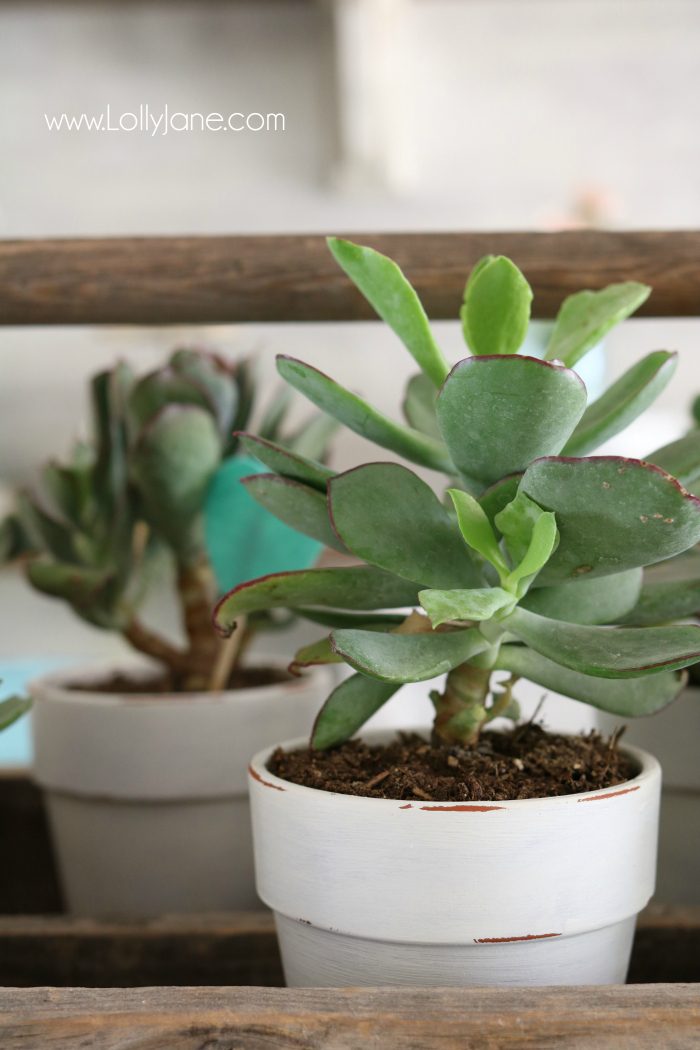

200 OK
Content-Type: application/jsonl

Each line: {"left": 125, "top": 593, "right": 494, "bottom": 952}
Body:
{"left": 2, "top": 231, "right": 700, "bottom": 326}
{"left": 1, "top": 984, "right": 699, "bottom": 1049}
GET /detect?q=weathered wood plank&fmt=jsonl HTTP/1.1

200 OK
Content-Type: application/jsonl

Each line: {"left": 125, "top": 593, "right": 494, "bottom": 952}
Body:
{"left": 1, "top": 230, "right": 700, "bottom": 326}
{"left": 1, "top": 984, "right": 699, "bottom": 1049}
{"left": 0, "top": 913, "right": 283, "bottom": 989}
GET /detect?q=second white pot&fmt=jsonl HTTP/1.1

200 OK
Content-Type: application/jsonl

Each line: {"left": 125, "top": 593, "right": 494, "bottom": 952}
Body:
{"left": 250, "top": 731, "right": 661, "bottom": 987}
{"left": 31, "top": 662, "right": 332, "bottom": 917}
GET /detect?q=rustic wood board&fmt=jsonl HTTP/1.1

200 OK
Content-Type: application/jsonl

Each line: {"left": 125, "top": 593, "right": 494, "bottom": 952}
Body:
{"left": 0, "top": 913, "right": 283, "bottom": 989}
{"left": 1, "top": 984, "right": 699, "bottom": 1049}
{"left": 2, "top": 230, "right": 700, "bottom": 326}
{"left": 0, "top": 906, "right": 698, "bottom": 989}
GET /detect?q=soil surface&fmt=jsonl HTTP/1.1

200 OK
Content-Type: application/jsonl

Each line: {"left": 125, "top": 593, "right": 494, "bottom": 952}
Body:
{"left": 268, "top": 725, "right": 637, "bottom": 802}
{"left": 70, "top": 666, "right": 290, "bottom": 695}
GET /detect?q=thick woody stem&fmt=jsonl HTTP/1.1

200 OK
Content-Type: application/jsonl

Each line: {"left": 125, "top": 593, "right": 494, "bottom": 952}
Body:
{"left": 176, "top": 558, "right": 224, "bottom": 690}
{"left": 432, "top": 662, "right": 492, "bottom": 746}
{"left": 122, "top": 619, "right": 197, "bottom": 685}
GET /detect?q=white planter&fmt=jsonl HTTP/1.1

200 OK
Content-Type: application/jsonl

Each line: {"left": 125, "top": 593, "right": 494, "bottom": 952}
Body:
{"left": 249, "top": 731, "right": 661, "bottom": 987}
{"left": 30, "top": 662, "right": 332, "bottom": 917}
{"left": 620, "top": 685, "right": 700, "bottom": 904}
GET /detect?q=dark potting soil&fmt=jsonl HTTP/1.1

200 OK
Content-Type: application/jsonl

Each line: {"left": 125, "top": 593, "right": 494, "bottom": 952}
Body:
{"left": 70, "top": 665, "right": 290, "bottom": 695}
{"left": 268, "top": 725, "right": 637, "bottom": 802}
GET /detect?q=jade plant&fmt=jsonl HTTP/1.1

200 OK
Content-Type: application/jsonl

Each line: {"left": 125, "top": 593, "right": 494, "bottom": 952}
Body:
{"left": 4, "top": 348, "right": 335, "bottom": 691}
{"left": 214, "top": 238, "right": 700, "bottom": 748}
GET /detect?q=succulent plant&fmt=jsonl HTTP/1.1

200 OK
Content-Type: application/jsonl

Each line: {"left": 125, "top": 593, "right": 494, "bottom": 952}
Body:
{"left": 0, "top": 695, "right": 30, "bottom": 731}
{"left": 215, "top": 238, "right": 700, "bottom": 748}
{"left": 7, "top": 348, "right": 335, "bottom": 690}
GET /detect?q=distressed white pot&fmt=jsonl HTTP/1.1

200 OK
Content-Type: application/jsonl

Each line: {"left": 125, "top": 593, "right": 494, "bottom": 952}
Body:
{"left": 619, "top": 685, "right": 700, "bottom": 904}
{"left": 250, "top": 731, "right": 661, "bottom": 987}
{"left": 30, "top": 663, "right": 331, "bottom": 917}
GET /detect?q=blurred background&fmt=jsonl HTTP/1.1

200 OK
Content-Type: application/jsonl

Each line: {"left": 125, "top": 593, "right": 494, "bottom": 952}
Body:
{"left": 2, "top": 0, "right": 700, "bottom": 754}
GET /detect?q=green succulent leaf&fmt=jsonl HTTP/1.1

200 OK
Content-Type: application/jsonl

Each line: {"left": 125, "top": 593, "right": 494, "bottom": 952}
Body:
{"left": 258, "top": 385, "right": 294, "bottom": 443}
{"left": 312, "top": 673, "right": 401, "bottom": 750}
{"left": 496, "top": 645, "right": 685, "bottom": 717}
{"left": 621, "top": 550, "right": 700, "bottom": 625}
{"left": 504, "top": 512, "right": 558, "bottom": 597}
{"left": 170, "top": 349, "right": 239, "bottom": 434}
{"left": 287, "top": 414, "right": 340, "bottom": 462}
{"left": 330, "top": 626, "right": 491, "bottom": 683}
{"left": 277, "top": 356, "right": 453, "bottom": 473}
{"left": 522, "top": 568, "right": 643, "bottom": 625}
{"left": 402, "top": 373, "right": 442, "bottom": 440}
{"left": 505, "top": 605, "right": 700, "bottom": 678}
{"left": 623, "top": 579, "right": 700, "bottom": 626}
{"left": 237, "top": 433, "right": 333, "bottom": 491}
{"left": 0, "top": 513, "right": 34, "bottom": 563}
{"left": 647, "top": 431, "right": 700, "bottom": 488}
{"left": 242, "top": 474, "right": 343, "bottom": 552}
{"left": 214, "top": 565, "right": 420, "bottom": 635}
{"left": 27, "top": 559, "right": 117, "bottom": 607}
{"left": 448, "top": 489, "right": 508, "bottom": 575}
{"left": 563, "top": 351, "right": 677, "bottom": 456}
{"left": 289, "top": 636, "right": 344, "bottom": 674}
{"left": 436, "top": 356, "right": 586, "bottom": 485}
{"left": 293, "top": 608, "right": 405, "bottom": 629}
{"left": 330, "top": 464, "right": 481, "bottom": 588}
{"left": 327, "top": 237, "right": 450, "bottom": 387}
{"left": 479, "top": 475, "right": 522, "bottom": 524}
{"left": 41, "top": 461, "right": 90, "bottom": 528}
{"left": 18, "top": 493, "right": 77, "bottom": 564}
{"left": 91, "top": 363, "right": 132, "bottom": 516}
{"left": 520, "top": 457, "right": 700, "bottom": 583}
{"left": 419, "top": 587, "right": 515, "bottom": 628}
{"left": 545, "top": 282, "right": 651, "bottom": 368}
{"left": 229, "top": 356, "right": 258, "bottom": 436}
{"left": 0, "top": 696, "right": 32, "bottom": 731}
{"left": 131, "top": 405, "right": 221, "bottom": 561}
{"left": 128, "top": 367, "right": 213, "bottom": 432}
{"left": 495, "top": 490, "right": 555, "bottom": 565}
{"left": 460, "top": 255, "right": 532, "bottom": 357}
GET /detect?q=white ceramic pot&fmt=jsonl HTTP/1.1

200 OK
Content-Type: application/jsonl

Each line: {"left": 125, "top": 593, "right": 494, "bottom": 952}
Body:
{"left": 249, "top": 731, "right": 661, "bottom": 987}
{"left": 618, "top": 685, "right": 700, "bottom": 904}
{"left": 30, "top": 662, "right": 332, "bottom": 917}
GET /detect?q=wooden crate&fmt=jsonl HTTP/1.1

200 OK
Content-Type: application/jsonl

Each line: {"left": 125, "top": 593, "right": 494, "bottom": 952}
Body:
{"left": 2, "top": 231, "right": 700, "bottom": 1046}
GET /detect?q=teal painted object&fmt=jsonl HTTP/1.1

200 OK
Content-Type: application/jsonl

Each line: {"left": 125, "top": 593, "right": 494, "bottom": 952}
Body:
{"left": 204, "top": 455, "right": 324, "bottom": 595}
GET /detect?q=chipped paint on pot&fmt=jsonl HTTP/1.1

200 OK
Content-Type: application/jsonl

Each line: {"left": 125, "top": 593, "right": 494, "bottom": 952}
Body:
{"left": 30, "top": 662, "right": 332, "bottom": 917}
{"left": 249, "top": 730, "right": 661, "bottom": 987}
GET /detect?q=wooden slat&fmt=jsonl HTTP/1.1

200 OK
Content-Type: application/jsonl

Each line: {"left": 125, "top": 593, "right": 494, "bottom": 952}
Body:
{"left": 1, "top": 230, "right": 700, "bottom": 326}
{"left": 1, "top": 984, "right": 699, "bottom": 1049}
{"left": 0, "top": 913, "right": 283, "bottom": 989}
{"left": 0, "top": 907, "right": 698, "bottom": 989}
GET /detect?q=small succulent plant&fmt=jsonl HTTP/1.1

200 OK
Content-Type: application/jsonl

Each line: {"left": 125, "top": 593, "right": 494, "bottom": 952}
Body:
{"left": 5, "top": 348, "right": 335, "bottom": 690}
{"left": 215, "top": 238, "right": 700, "bottom": 748}
{"left": 0, "top": 696, "right": 30, "bottom": 731}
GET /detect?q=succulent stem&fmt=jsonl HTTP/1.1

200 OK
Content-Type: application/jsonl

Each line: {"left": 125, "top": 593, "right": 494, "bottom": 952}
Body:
{"left": 431, "top": 662, "right": 492, "bottom": 746}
